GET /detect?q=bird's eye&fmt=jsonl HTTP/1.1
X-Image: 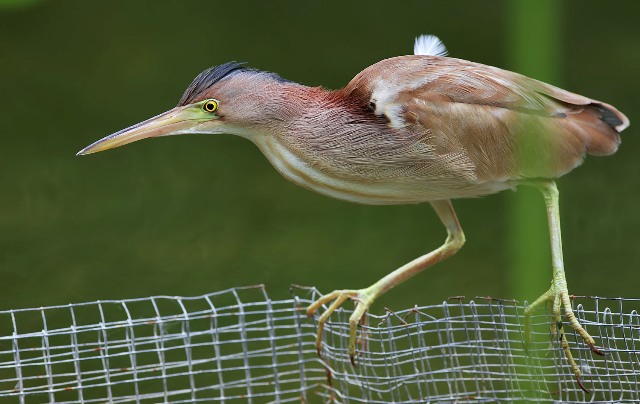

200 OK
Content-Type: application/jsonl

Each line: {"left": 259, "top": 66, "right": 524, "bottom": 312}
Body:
{"left": 203, "top": 99, "right": 219, "bottom": 113}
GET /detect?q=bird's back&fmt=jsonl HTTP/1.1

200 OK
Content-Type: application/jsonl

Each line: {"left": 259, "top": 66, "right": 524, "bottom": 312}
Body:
{"left": 340, "top": 55, "right": 629, "bottom": 182}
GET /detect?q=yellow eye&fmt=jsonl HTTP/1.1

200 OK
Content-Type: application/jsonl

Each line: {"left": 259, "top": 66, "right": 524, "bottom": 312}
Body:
{"left": 203, "top": 99, "right": 219, "bottom": 113}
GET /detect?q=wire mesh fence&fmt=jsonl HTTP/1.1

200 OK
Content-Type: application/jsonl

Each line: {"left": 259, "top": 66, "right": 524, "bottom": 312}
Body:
{"left": 0, "top": 285, "right": 638, "bottom": 403}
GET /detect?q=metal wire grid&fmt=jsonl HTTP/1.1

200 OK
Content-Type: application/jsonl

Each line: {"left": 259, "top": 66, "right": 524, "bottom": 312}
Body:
{"left": 0, "top": 286, "right": 638, "bottom": 403}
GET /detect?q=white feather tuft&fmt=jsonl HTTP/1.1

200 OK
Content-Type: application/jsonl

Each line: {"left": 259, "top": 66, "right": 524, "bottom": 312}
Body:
{"left": 413, "top": 34, "right": 448, "bottom": 57}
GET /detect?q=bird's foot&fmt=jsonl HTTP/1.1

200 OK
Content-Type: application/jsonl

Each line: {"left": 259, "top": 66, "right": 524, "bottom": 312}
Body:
{"left": 306, "top": 287, "right": 376, "bottom": 365}
{"left": 524, "top": 284, "right": 604, "bottom": 394}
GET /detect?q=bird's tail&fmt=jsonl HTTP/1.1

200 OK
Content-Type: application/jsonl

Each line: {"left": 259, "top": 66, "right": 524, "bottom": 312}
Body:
{"left": 566, "top": 101, "right": 629, "bottom": 156}
{"left": 533, "top": 78, "right": 629, "bottom": 157}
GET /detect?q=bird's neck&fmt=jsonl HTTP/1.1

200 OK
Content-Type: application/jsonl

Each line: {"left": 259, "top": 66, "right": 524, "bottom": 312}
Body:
{"left": 236, "top": 82, "right": 364, "bottom": 139}
{"left": 243, "top": 83, "right": 402, "bottom": 204}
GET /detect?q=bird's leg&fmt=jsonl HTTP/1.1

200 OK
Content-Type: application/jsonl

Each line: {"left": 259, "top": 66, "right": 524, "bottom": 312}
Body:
{"left": 523, "top": 180, "right": 603, "bottom": 393}
{"left": 307, "top": 200, "right": 465, "bottom": 363}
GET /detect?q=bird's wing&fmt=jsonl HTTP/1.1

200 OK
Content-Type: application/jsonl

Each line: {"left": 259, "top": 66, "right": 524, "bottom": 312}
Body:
{"left": 342, "top": 55, "right": 628, "bottom": 180}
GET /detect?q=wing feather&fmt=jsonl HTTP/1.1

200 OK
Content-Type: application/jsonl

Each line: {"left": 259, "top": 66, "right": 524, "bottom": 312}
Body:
{"left": 414, "top": 35, "right": 448, "bottom": 57}
{"left": 342, "top": 55, "right": 629, "bottom": 180}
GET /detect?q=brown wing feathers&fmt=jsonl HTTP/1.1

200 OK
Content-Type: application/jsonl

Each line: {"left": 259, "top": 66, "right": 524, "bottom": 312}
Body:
{"left": 342, "top": 56, "right": 629, "bottom": 180}
{"left": 528, "top": 78, "right": 628, "bottom": 156}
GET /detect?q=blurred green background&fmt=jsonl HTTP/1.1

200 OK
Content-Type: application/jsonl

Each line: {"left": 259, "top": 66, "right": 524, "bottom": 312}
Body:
{"left": 0, "top": 0, "right": 638, "bottom": 312}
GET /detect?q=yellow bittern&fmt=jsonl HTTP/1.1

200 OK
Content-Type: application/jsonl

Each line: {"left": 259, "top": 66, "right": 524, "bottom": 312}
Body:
{"left": 78, "top": 35, "right": 629, "bottom": 391}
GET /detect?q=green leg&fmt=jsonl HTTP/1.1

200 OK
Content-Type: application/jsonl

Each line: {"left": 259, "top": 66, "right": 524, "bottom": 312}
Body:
{"left": 307, "top": 200, "right": 465, "bottom": 364}
{"left": 523, "top": 180, "right": 603, "bottom": 393}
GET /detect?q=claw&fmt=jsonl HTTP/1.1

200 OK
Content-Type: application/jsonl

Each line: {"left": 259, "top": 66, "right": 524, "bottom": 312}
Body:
{"left": 575, "top": 374, "right": 591, "bottom": 394}
{"left": 588, "top": 342, "right": 604, "bottom": 356}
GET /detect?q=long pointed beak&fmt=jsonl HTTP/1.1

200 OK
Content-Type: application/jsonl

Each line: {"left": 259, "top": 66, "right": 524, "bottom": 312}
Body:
{"left": 77, "top": 106, "right": 202, "bottom": 156}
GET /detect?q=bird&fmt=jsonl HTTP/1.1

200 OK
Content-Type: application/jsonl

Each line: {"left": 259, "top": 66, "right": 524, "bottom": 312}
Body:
{"left": 77, "top": 35, "right": 629, "bottom": 392}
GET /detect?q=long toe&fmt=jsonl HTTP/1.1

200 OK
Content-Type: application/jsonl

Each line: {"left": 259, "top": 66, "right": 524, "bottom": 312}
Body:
{"left": 558, "top": 292, "right": 603, "bottom": 355}
{"left": 527, "top": 286, "right": 599, "bottom": 393}
{"left": 307, "top": 288, "right": 375, "bottom": 361}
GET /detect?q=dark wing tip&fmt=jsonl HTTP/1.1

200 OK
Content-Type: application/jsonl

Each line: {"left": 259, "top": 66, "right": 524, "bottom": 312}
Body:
{"left": 595, "top": 105, "right": 624, "bottom": 129}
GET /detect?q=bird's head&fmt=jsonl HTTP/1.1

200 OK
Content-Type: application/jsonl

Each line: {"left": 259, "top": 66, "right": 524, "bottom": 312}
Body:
{"left": 77, "top": 62, "right": 298, "bottom": 155}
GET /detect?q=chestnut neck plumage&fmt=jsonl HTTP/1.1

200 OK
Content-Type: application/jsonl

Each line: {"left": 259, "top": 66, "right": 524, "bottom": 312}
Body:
{"left": 215, "top": 74, "right": 422, "bottom": 204}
